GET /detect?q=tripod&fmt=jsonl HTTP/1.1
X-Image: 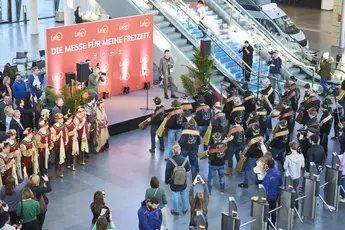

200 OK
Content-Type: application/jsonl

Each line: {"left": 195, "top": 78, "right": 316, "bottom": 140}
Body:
{"left": 140, "top": 70, "right": 155, "bottom": 114}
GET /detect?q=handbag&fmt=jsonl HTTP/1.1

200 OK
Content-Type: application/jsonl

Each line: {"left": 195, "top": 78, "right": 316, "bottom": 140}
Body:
{"left": 236, "top": 155, "right": 247, "bottom": 174}
{"left": 34, "top": 190, "right": 47, "bottom": 214}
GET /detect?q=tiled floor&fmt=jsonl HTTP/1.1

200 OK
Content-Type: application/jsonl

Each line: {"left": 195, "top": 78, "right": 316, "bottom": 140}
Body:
{"left": 0, "top": 4, "right": 344, "bottom": 230}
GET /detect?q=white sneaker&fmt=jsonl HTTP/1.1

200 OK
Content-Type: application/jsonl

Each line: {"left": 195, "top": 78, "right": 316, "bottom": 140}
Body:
{"left": 339, "top": 198, "right": 345, "bottom": 203}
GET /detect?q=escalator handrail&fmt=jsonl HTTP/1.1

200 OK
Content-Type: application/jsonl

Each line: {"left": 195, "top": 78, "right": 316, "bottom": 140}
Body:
{"left": 129, "top": 0, "right": 196, "bottom": 68}
{"left": 221, "top": 0, "right": 316, "bottom": 77}
{"left": 172, "top": 0, "right": 275, "bottom": 81}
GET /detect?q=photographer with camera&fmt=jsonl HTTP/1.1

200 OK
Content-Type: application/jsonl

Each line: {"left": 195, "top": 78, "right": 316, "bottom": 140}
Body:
{"left": 0, "top": 200, "right": 22, "bottom": 230}
{"left": 239, "top": 41, "right": 254, "bottom": 82}
{"left": 267, "top": 50, "right": 282, "bottom": 94}
{"left": 88, "top": 67, "right": 103, "bottom": 101}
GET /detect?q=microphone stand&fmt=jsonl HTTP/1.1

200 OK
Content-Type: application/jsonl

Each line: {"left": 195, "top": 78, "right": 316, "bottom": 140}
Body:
{"left": 140, "top": 70, "right": 154, "bottom": 114}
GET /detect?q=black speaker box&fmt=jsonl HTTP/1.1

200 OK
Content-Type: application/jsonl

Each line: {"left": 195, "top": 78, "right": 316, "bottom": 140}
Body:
{"left": 200, "top": 40, "right": 211, "bottom": 57}
{"left": 65, "top": 72, "right": 76, "bottom": 85}
{"left": 76, "top": 62, "right": 90, "bottom": 82}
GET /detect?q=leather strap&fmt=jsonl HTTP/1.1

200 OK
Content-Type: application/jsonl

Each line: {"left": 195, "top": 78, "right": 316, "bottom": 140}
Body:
{"left": 167, "top": 109, "right": 183, "bottom": 121}
{"left": 256, "top": 111, "right": 267, "bottom": 116}
{"left": 336, "top": 89, "right": 345, "bottom": 100}
{"left": 180, "top": 104, "right": 193, "bottom": 111}
{"left": 319, "top": 114, "right": 333, "bottom": 126}
{"left": 226, "top": 126, "right": 244, "bottom": 138}
{"left": 305, "top": 96, "right": 317, "bottom": 104}
{"left": 181, "top": 129, "right": 200, "bottom": 136}
{"left": 288, "top": 91, "right": 296, "bottom": 99}
{"left": 280, "top": 111, "right": 294, "bottom": 118}
{"left": 248, "top": 122, "right": 259, "bottom": 130}
{"left": 273, "top": 129, "right": 289, "bottom": 138}
{"left": 196, "top": 105, "right": 210, "bottom": 112}
{"left": 223, "top": 96, "right": 235, "bottom": 104}
{"left": 231, "top": 106, "right": 245, "bottom": 114}
{"left": 208, "top": 146, "right": 227, "bottom": 154}
{"left": 244, "top": 95, "right": 254, "bottom": 102}
{"left": 247, "top": 137, "right": 260, "bottom": 148}
{"left": 212, "top": 113, "right": 225, "bottom": 125}
{"left": 151, "top": 107, "right": 165, "bottom": 120}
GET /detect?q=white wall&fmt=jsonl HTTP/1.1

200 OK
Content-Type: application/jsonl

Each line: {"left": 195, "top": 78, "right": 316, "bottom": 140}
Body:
{"left": 322, "top": 0, "right": 334, "bottom": 10}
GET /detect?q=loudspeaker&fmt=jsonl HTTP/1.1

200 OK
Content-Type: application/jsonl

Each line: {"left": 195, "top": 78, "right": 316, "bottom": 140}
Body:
{"left": 200, "top": 40, "right": 211, "bottom": 57}
{"left": 65, "top": 72, "right": 76, "bottom": 85}
{"left": 76, "top": 62, "right": 90, "bottom": 82}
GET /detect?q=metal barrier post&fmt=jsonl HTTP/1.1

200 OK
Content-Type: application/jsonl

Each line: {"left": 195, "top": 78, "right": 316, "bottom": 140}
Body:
{"left": 221, "top": 197, "right": 240, "bottom": 230}
{"left": 324, "top": 152, "right": 342, "bottom": 211}
{"left": 277, "top": 175, "right": 296, "bottom": 230}
{"left": 250, "top": 184, "right": 269, "bottom": 230}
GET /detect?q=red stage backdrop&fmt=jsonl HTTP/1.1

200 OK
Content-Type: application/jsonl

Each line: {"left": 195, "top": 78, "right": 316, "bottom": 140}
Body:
{"left": 46, "top": 15, "right": 153, "bottom": 96}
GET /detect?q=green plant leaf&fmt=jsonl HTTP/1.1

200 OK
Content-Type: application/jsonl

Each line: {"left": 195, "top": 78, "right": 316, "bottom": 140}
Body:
{"left": 180, "top": 74, "right": 197, "bottom": 96}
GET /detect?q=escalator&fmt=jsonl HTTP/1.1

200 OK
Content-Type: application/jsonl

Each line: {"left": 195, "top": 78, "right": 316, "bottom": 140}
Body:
{"left": 203, "top": 0, "right": 323, "bottom": 87}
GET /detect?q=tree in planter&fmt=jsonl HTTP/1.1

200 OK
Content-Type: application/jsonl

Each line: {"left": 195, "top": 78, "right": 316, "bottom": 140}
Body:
{"left": 43, "top": 81, "right": 91, "bottom": 114}
{"left": 181, "top": 48, "right": 215, "bottom": 96}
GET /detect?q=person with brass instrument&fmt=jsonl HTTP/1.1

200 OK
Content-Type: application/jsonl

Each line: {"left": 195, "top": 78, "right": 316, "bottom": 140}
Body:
{"left": 223, "top": 117, "right": 245, "bottom": 176}
{"left": 210, "top": 102, "right": 227, "bottom": 139}
{"left": 163, "top": 100, "right": 184, "bottom": 160}
{"left": 180, "top": 94, "right": 193, "bottom": 115}
{"left": 332, "top": 101, "right": 343, "bottom": 140}
{"left": 260, "top": 78, "right": 275, "bottom": 139}
{"left": 299, "top": 84, "right": 320, "bottom": 125}
{"left": 228, "top": 97, "right": 245, "bottom": 130}
{"left": 74, "top": 106, "right": 90, "bottom": 165}
{"left": 242, "top": 90, "right": 255, "bottom": 129}
{"left": 282, "top": 83, "right": 298, "bottom": 115}
{"left": 275, "top": 98, "right": 295, "bottom": 135}
{"left": 254, "top": 100, "right": 268, "bottom": 139}
{"left": 267, "top": 120, "right": 289, "bottom": 170}
{"left": 64, "top": 113, "right": 78, "bottom": 171}
{"left": 0, "top": 142, "right": 16, "bottom": 185}
{"left": 245, "top": 113, "right": 259, "bottom": 140}
{"left": 6, "top": 129, "right": 21, "bottom": 181}
{"left": 222, "top": 88, "right": 236, "bottom": 122}
{"left": 20, "top": 128, "right": 38, "bottom": 176}
{"left": 207, "top": 132, "right": 227, "bottom": 194}
{"left": 194, "top": 95, "right": 211, "bottom": 152}
{"left": 178, "top": 119, "right": 200, "bottom": 181}
{"left": 319, "top": 101, "right": 333, "bottom": 155}
{"left": 238, "top": 124, "right": 264, "bottom": 189}
{"left": 35, "top": 119, "right": 52, "bottom": 176}
{"left": 149, "top": 97, "right": 165, "bottom": 154}
{"left": 305, "top": 108, "right": 319, "bottom": 130}
{"left": 50, "top": 113, "right": 67, "bottom": 178}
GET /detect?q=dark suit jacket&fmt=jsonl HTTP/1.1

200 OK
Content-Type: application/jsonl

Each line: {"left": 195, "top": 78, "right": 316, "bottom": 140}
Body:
{"left": 9, "top": 118, "right": 24, "bottom": 140}
{"left": 0, "top": 100, "right": 11, "bottom": 124}
{"left": 18, "top": 106, "right": 34, "bottom": 129}
{"left": 27, "top": 74, "right": 43, "bottom": 92}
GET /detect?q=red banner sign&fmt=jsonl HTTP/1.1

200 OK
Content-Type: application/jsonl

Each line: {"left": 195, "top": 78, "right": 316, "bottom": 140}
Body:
{"left": 46, "top": 15, "right": 153, "bottom": 96}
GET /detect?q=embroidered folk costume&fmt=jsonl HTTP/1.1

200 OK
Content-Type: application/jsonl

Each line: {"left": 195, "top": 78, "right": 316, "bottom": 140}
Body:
{"left": 74, "top": 106, "right": 90, "bottom": 165}
{"left": 94, "top": 99, "right": 110, "bottom": 153}
{"left": 35, "top": 119, "right": 52, "bottom": 176}
{"left": 65, "top": 113, "right": 79, "bottom": 171}
{"left": 6, "top": 130, "right": 20, "bottom": 183}
{"left": 0, "top": 142, "right": 15, "bottom": 186}
{"left": 20, "top": 128, "right": 39, "bottom": 176}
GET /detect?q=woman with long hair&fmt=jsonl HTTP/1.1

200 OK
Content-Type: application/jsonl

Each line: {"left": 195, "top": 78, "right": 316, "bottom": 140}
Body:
{"left": 94, "top": 99, "right": 109, "bottom": 153}
{"left": 27, "top": 174, "right": 52, "bottom": 230}
{"left": 1, "top": 76, "right": 12, "bottom": 102}
{"left": 4, "top": 105, "right": 13, "bottom": 131}
{"left": 0, "top": 166, "right": 28, "bottom": 225}
{"left": 16, "top": 187, "right": 40, "bottom": 230}
{"left": 90, "top": 191, "right": 111, "bottom": 226}
{"left": 189, "top": 175, "right": 209, "bottom": 229}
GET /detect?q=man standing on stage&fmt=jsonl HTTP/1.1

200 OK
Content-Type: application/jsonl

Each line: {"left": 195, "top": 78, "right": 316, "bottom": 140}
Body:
{"left": 159, "top": 50, "right": 178, "bottom": 99}
{"left": 88, "top": 66, "right": 102, "bottom": 101}
{"left": 239, "top": 41, "right": 254, "bottom": 82}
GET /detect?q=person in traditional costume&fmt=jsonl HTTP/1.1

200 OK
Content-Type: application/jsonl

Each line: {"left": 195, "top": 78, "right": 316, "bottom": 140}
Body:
{"left": 94, "top": 99, "right": 110, "bottom": 153}
{"left": 228, "top": 97, "right": 245, "bottom": 130}
{"left": 222, "top": 88, "right": 236, "bottom": 122}
{"left": 260, "top": 77, "right": 275, "bottom": 138}
{"left": 85, "top": 96, "right": 96, "bottom": 153}
{"left": 74, "top": 106, "right": 90, "bottom": 165}
{"left": 203, "top": 102, "right": 227, "bottom": 146}
{"left": 50, "top": 113, "right": 67, "bottom": 178}
{"left": 180, "top": 94, "right": 193, "bottom": 115}
{"left": 65, "top": 113, "right": 78, "bottom": 171}
{"left": 0, "top": 142, "right": 15, "bottom": 186}
{"left": 20, "top": 128, "right": 39, "bottom": 176}
{"left": 319, "top": 100, "right": 333, "bottom": 155}
{"left": 194, "top": 95, "right": 211, "bottom": 152}
{"left": 35, "top": 119, "right": 52, "bottom": 176}
{"left": 148, "top": 97, "right": 165, "bottom": 153}
{"left": 6, "top": 129, "right": 21, "bottom": 181}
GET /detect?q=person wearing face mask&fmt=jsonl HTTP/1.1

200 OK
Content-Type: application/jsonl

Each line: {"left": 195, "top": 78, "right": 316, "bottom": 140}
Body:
{"left": 94, "top": 99, "right": 109, "bottom": 153}
{"left": 137, "top": 196, "right": 162, "bottom": 230}
{"left": 189, "top": 175, "right": 209, "bottom": 229}
{"left": 11, "top": 74, "right": 27, "bottom": 101}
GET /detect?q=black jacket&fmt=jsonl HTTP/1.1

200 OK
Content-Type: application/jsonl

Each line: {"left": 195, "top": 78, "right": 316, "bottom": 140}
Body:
{"left": 270, "top": 128, "right": 289, "bottom": 149}
{"left": 267, "top": 57, "right": 282, "bottom": 74}
{"left": 320, "top": 110, "right": 333, "bottom": 134}
{"left": 279, "top": 107, "right": 294, "bottom": 133}
{"left": 228, "top": 127, "right": 245, "bottom": 146}
{"left": 194, "top": 105, "right": 211, "bottom": 127}
{"left": 151, "top": 105, "right": 165, "bottom": 126}
{"left": 222, "top": 98, "right": 234, "bottom": 120}
{"left": 18, "top": 106, "right": 35, "bottom": 129}
{"left": 229, "top": 105, "right": 245, "bottom": 125}
{"left": 208, "top": 143, "right": 227, "bottom": 166}
{"left": 211, "top": 112, "right": 227, "bottom": 135}
{"left": 239, "top": 45, "right": 254, "bottom": 64}
{"left": 27, "top": 182, "right": 52, "bottom": 206}
{"left": 165, "top": 109, "right": 183, "bottom": 130}
{"left": 178, "top": 127, "right": 201, "bottom": 152}
{"left": 283, "top": 90, "right": 298, "bottom": 111}
{"left": 74, "top": 9, "right": 83, "bottom": 23}
{"left": 256, "top": 107, "right": 267, "bottom": 133}
{"left": 302, "top": 96, "right": 320, "bottom": 112}
{"left": 306, "top": 144, "right": 326, "bottom": 172}
{"left": 333, "top": 107, "right": 343, "bottom": 125}
{"left": 261, "top": 86, "right": 275, "bottom": 113}
{"left": 9, "top": 119, "right": 24, "bottom": 140}
{"left": 246, "top": 135, "right": 263, "bottom": 159}
{"left": 243, "top": 93, "right": 255, "bottom": 122}
{"left": 165, "top": 155, "right": 191, "bottom": 192}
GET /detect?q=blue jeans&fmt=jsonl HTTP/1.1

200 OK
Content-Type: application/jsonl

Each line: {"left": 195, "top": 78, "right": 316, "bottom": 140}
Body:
{"left": 171, "top": 189, "right": 188, "bottom": 212}
{"left": 340, "top": 177, "right": 345, "bottom": 199}
{"left": 182, "top": 150, "right": 199, "bottom": 181}
{"left": 243, "top": 157, "right": 258, "bottom": 185}
{"left": 271, "top": 148, "right": 286, "bottom": 168}
{"left": 227, "top": 145, "right": 244, "bottom": 168}
{"left": 270, "top": 73, "right": 282, "bottom": 95}
{"left": 198, "top": 126, "right": 208, "bottom": 151}
{"left": 165, "top": 129, "right": 182, "bottom": 158}
{"left": 88, "top": 91, "right": 98, "bottom": 101}
{"left": 320, "top": 77, "right": 328, "bottom": 93}
{"left": 207, "top": 164, "right": 225, "bottom": 193}
{"left": 150, "top": 125, "right": 164, "bottom": 150}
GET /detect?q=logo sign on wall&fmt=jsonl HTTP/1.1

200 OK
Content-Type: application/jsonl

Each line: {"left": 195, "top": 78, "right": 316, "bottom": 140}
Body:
{"left": 46, "top": 14, "right": 153, "bottom": 96}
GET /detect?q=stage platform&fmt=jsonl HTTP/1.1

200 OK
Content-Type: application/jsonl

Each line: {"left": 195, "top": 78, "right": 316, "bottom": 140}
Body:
{"left": 104, "top": 87, "right": 177, "bottom": 136}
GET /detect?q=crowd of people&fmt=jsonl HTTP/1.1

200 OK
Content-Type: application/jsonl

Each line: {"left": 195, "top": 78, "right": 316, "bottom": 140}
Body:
{"left": 137, "top": 76, "right": 345, "bottom": 230}
{"left": 0, "top": 63, "right": 110, "bottom": 230}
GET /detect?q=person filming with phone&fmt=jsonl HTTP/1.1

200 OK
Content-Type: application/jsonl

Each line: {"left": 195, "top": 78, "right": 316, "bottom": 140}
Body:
{"left": 267, "top": 50, "right": 282, "bottom": 94}
{"left": 188, "top": 175, "right": 209, "bottom": 230}
{"left": 0, "top": 200, "right": 22, "bottom": 230}
{"left": 239, "top": 41, "right": 254, "bottom": 82}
